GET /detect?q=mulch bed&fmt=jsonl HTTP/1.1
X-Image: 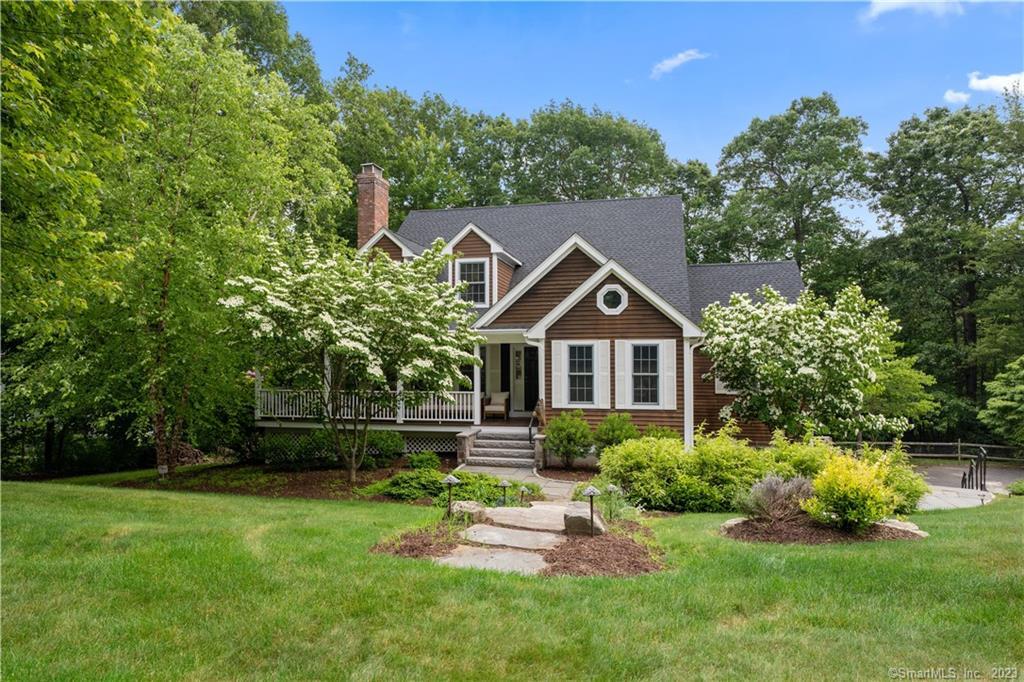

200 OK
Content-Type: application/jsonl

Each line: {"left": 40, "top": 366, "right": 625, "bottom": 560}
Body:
{"left": 722, "top": 514, "right": 924, "bottom": 545}
{"left": 116, "top": 456, "right": 456, "bottom": 501}
{"left": 371, "top": 523, "right": 464, "bottom": 559}
{"left": 541, "top": 521, "right": 663, "bottom": 577}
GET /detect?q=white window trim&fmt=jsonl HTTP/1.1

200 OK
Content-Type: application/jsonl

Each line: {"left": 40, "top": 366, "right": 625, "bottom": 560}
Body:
{"left": 551, "top": 339, "right": 610, "bottom": 409}
{"left": 614, "top": 339, "right": 676, "bottom": 411}
{"left": 596, "top": 283, "right": 628, "bottom": 316}
{"left": 456, "top": 257, "right": 490, "bottom": 308}
{"left": 715, "top": 377, "right": 740, "bottom": 395}
{"left": 565, "top": 342, "right": 597, "bottom": 407}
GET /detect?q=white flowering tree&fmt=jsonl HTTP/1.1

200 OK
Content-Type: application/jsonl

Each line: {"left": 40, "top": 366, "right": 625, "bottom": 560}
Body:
{"left": 700, "top": 285, "right": 910, "bottom": 439}
{"left": 221, "top": 236, "right": 483, "bottom": 481}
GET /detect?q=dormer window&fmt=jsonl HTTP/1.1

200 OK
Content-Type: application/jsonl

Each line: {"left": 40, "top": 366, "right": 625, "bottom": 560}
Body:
{"left": 456, "top": 258, "right": 489, "bottom": 306}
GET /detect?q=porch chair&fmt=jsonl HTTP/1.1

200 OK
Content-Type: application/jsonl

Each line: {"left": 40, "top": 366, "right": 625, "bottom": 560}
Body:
{"left": 483, "top": 392, "right": 509, "bottom": 421}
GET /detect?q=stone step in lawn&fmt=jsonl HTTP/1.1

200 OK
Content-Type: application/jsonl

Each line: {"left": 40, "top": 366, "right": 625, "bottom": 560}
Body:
{"left": 485, "top": 504, "right": 568, "bottom": 532}
{"left": 461, "top": 523, "right": 566, "bottom": 550}
{"left": 434, "top": 545, "right": 547, "bottom": 575}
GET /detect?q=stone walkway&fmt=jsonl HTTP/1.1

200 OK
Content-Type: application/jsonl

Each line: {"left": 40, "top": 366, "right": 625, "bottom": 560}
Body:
{"left": 434, "top": 502, "right": 573, "bottom": 575}
{"left": 456, "top": 464, "right": 576, "bottom": 500}
{"left": 917, "top": 485, "right": 994, "bottom": 511}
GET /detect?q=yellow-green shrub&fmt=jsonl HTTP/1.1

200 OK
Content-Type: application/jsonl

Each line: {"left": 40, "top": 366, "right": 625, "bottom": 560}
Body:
{"left": 769, "top": 432, "right": 839, "bottom": 478}
{"left": 801, "top": 455, "right": 894, "bottom": 532}
{"left": 858, "top": 443, "right": 928, "bottom": 514}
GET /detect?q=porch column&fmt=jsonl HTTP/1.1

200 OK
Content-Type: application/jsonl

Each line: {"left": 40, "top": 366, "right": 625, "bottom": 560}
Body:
{"left": 472, "top": 344, "right": 482, "bottom": 425}
{"left": 683, "top": 338, "right": 695, "bottom": 449}
{"left": 395, "top": 380, "right": 404, "bottom": 424}
{"left": 536, "top": 340, "right": 546, "bottom": 410}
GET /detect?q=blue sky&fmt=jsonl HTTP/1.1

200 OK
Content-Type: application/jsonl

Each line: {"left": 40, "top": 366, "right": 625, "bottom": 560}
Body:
{"left": 284, "top": 1, "right": 1022, "bottom": 168}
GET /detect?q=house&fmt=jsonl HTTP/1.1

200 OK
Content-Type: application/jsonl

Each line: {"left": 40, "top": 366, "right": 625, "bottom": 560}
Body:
{"left": 256, "top": 163, "right": 802, "bottom": 459}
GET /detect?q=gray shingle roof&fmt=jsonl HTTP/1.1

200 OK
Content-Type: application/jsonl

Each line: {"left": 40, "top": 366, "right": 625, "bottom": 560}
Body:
{"left": 687, "top": 261, "right": 804, "bottom": 323}
{"left": 397, "top": 196, "right": 803, "bottom": 325}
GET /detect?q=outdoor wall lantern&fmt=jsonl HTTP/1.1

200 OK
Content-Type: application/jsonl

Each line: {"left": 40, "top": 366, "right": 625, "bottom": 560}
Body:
{"left": 582, "top": 485, "right": 601, "bottom": 536}
{"left": 443, "top": 474, "right": 461, "bottom": 516}
{"left": 499, "top": 479, "right": 511, "bottom": 506}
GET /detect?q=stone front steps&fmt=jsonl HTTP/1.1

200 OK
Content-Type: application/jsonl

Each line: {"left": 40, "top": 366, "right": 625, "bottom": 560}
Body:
{"left": 465, "top": 429, "right": 535, "bottom": 468}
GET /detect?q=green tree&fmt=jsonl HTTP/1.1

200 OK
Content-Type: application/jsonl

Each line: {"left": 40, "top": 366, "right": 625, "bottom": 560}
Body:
{"left": 508, "top": 100, "right": 673, "bottom": 203}
{"left": 662, "top": 160, "right": 727, "bottom": 263}
{"left": 1, "top": 0, "right": 165, "bottom": 339}
{"left": 222, "top": 238, "right": 482, "bottom": 482}
{"left": 979, "top": 355, "right": 1024, "bottom": 447}
{"left": 4, "top": 24, "right": 348, "bottom": 475}
{"left": 175, "top": 0, "right": 330, "bottom": 106}
{"left": 870, "top": 104, "right": 1023, "bottom": 407}
{"left": 713, "top": 93, "right": 869, "bottom": 289}
{"left": 701, "top": 285, "right": 913, "bottom": 439}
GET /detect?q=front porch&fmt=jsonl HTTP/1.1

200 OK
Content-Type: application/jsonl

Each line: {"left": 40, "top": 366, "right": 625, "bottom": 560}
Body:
{"left": 254, "top": 337, "right": 541, "bottom": 428}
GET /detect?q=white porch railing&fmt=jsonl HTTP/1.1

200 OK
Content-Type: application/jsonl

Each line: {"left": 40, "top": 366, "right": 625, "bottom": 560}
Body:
{"left": 256, "top": 388, "right": 475, "bottom": 423}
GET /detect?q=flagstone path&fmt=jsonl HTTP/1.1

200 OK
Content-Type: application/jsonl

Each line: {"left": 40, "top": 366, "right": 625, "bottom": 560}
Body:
{"left": 434, "top": 502, "right": 573, "bottom": 575}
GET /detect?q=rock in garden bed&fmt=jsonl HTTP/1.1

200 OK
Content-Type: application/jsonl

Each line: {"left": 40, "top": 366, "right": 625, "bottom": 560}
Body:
{"left": 721, "top": 513, "right": 926, "bottom": 545}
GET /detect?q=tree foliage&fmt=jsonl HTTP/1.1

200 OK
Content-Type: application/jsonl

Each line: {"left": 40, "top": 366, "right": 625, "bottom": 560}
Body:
{"left": 700, "top": 285, "right": 913, "bottom": 439}
{"left": 1, "top": 0, "right": 165, "bottom": 339}
{"left": 221, "top": 238, "right": 482, "bottom": 481}
{"left": 979, "top": 355, "right": 1024, "bottom": 448}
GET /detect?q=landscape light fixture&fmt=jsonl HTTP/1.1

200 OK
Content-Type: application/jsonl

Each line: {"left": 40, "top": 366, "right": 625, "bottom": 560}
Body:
{"left": 499, "top": 479, "right": 511, "bottom": 506}
{"left": 519, "top": 485, "right": 530, "bottom": 505}
{"left": 443, "top": 474, "right": 461, "bottom": 517}
{"left": 582, "top": 485, "right": 601, "bottom": 536}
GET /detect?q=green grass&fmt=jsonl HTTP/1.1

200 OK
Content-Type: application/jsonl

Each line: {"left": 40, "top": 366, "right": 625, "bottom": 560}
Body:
{"left": 2, "top": 483, "right": 1022, "bottom": 680}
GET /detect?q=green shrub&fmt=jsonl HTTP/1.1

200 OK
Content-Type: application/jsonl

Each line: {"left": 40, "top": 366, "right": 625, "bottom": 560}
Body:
{"left": 769, "top": 432, "right": 837, "bottom": 478}
{"left": 358, "top": 469, "right": 541, "bottom": 507}
{"left": 599, "top": 437, "right": 686, "bottom": 494}
{"left": 407, "top": 451, "right": 441, "bottom": 470}
{"left": 258, "top": 430, "right": 334, "bottom": 468}
{"left": 544, "top": 410, "right": 593, "bottom": 468}
{"left": 686, "top": 426, "right": 780, "bottom": 507}
{"left": 363, "top": 430, "right": 405, "bottom": 468}
{"left": 594, "top": 413, "right": 640, "bottom": 453}
{"left": 858, "top": 443, "right": 929, "bottom": 514}
{"left": 1008, "top": 479, "right": 1024, "bottom": 496}
{"left": 801, "top": 455, "right": 894, "bottom": 532}
{"left": 736, "top": 474, "right": 813, "bottom": 523}
{"left": 641, "top": 424, "right": 682, "bottom": 440}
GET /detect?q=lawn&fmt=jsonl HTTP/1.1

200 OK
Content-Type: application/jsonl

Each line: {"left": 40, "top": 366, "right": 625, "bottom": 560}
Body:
{"left": 2, "top": 482, "right": 1022, "bottom": 680}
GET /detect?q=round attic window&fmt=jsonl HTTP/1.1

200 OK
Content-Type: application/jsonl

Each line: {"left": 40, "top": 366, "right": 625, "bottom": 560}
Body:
{"left": 597, "top": 284, "right": 628, "bottom": 316}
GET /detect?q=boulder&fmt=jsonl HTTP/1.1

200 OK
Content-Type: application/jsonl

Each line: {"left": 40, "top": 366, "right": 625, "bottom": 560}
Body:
{"left": 720, "top": 518, "right": 747, "bottom": 531}
{"left": 450, "top": 500, "right": 487, "bottom": 523}
{"left": 563, "top": 501, "right": 606, "bottom": 536}
{"left": 878, "top": 519, "right": 929, "bottom": 538}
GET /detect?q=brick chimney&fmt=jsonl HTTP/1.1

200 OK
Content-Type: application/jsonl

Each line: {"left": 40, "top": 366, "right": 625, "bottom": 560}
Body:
{"left": 356, "top": 163, "right": 389, "bottom": 248}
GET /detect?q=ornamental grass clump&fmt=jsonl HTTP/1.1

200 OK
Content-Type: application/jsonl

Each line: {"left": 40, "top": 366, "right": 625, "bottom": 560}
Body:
{"left": 736, "top": 474, "right": 813, "bottom": 524}
{"left": 801, "top": 455, "right": 894, "bottom": 532}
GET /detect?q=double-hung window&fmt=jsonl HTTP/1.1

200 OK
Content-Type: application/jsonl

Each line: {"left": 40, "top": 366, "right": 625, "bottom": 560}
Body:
{"left": 567, "top": 344, "right": 594, "bottom": 404}
{"left": 457, "top": 259, "right": 488, "bottom": 306}
{"left": 632, "top": 344, "right": 659, "bottom": 405}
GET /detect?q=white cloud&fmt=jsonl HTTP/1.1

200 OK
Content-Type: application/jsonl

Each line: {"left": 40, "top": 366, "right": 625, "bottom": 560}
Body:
{"left": 967, "top": 71, "right": 1024, "bottom": 93}
{"left": 650, "top": 49, "right": 709, "bottom": 80}
{"left": 943, "top": 89, "right": 971, "bottom": 104}
{"left": 860, "top": 1, "right": 964, "bottom": 23}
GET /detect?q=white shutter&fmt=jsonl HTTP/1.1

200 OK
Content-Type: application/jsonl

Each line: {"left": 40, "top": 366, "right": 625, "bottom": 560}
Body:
{"left": 551, "top": 341, "right": 565, "bottom": 408}
{"left": 662, "top": 339, "right": 677, "bottom": 410}
{"left": 597, "top": 340, "right": 611, "bottom": 409}
{"left": 614, "top": 340, "right": 628, "bottom": 409}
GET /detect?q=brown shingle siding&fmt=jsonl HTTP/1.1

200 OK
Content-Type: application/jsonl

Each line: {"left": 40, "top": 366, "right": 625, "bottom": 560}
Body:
{"left": 490, "top": 249, "right": 600, "bottom": 328}
{"left": 496, "top": 259, "right": 515, "bottom": 301}
{"left": 693, "top": 350, "right": 773, "bottom": 443}
{"left": 371, "top": 234, "right": 404, "bottom": 261}
{"left": 544, "top": 275, "right": 684, "bottom": 430}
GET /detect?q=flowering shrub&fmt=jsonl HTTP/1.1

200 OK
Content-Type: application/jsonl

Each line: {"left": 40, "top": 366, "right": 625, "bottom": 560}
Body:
{"left": 701, "top": 285, "right": 911, "bottom": 439}
{"left": 545, "top": 410, "right": 594, "bottom": 468}
{"left": 801, "top": 455, "right": 894, "bottom": 532}
{"left": 594, "top": 413, "right": 640, "bottom": 453}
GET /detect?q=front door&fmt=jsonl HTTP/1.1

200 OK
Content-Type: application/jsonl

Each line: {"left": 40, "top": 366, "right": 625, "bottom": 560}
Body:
{"left": 523, "top": 346, "right": 539, "bottom": 412}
